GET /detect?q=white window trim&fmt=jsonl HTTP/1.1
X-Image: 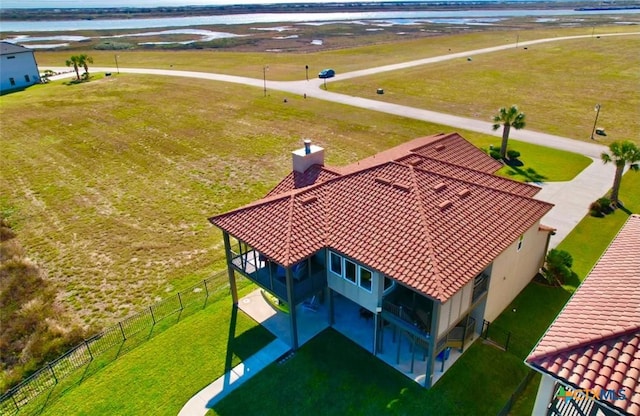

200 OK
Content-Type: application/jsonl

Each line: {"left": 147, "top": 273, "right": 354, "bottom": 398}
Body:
{"left": 344, "top": 258, "right": 358, "bottom": 286}
{"left": 358, "top": 267, "right": 373, "bottom": 293}
{"left": 329, "top": 250, "right": 373, "bottom": 291}
{"left": 329, "top": 251, "right": 342, "bottom": 276}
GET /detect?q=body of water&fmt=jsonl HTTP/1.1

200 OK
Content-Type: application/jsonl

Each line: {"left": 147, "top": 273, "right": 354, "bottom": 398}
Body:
{"left": 2, "top": 8, "right": 639, "bottom": 32}
{"left": 0, "top": 0, "right": 583, "bottom": 9}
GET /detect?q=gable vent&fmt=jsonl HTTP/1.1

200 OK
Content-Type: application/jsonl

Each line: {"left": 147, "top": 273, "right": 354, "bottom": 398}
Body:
{"left": 438, "top": 200, "right": 453, "bottom": 210}
{"left": 433, "top": 182, "right": 447, "bottom": 192}
{"left": 300, "top": 195, "right": 318, "bottom": 205}
{"left": 457, "top": 189, "right": 471, "bottom": 198}
{"left": 435, "top": 144, "right": 446, "bottom": 151}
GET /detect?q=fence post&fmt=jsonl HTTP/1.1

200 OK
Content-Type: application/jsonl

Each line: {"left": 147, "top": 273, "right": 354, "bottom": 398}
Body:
{"left": 84, "top": 340, "right": 93, "bottom": 361}
{"left": 149, "top": 306, "right": 156, "bottom": 325}
{"left": 48, "top": 362, "right": 58, "bottom": 384}
{"left": 203, "top": 279, "right": 209, "bottom": 298}
{"left": 505, "top": 332, "right": 511, "bottom": 351}
{"left": 11, "top": 391, "right": 20, "bottom": 411}
{"left": 118, "top": 321, "right": 127, "bottom": 341}
{"left": 177, "top": 293, "right": 184, "bottom": 310}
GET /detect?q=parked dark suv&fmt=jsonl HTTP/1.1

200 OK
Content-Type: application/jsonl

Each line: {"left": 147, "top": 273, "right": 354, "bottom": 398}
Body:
{"left": 318, "top": 69, "right": 335, "bottom": 79}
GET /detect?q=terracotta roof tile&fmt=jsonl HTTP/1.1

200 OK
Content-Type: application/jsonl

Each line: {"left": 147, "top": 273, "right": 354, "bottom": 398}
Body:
{"left": 211, "top": 140, "right": 552, "bottom": 302}
{"left": 526, "top": 215, "right": 640, "bottom": 416}
{"left": 266, "top": 164, "right": 341, "bottom": 197}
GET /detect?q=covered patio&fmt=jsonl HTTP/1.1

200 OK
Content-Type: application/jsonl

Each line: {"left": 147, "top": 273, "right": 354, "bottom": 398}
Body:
{"left": 238, "top": 288, "right": 477, "bottom": 387}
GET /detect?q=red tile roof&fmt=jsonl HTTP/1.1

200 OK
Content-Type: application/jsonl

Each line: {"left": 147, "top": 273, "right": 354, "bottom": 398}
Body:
{"left": 526, "top": 215, "right": 640, "bottom": 416}
{"left": 266, "top": 165, "right": 341, "bottom": 197}
{"left": 210, "top": 134, "right": 553, "bottom": 302}
{"left": 339, "top": 132, "right": 503, "bottom": 174}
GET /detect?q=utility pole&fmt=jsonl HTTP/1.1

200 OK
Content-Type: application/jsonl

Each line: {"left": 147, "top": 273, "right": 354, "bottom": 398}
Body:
{"left": 591, "top": 104, "right": 601, "bottom": 140}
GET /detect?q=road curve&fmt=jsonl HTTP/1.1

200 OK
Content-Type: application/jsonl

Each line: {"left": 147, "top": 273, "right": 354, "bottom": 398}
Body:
{"left": 49, "top": 31, "right": 639, "bottom": 159}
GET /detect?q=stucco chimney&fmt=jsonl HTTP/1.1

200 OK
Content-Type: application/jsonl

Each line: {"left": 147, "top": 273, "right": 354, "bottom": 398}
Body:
{"left": 292, "top": 139, "right": 324, "bottom": 173}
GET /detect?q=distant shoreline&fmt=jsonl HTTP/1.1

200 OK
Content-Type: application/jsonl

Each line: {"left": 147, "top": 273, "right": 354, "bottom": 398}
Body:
{"left": 0, "top": 1, "right": 599, "bottom": 21}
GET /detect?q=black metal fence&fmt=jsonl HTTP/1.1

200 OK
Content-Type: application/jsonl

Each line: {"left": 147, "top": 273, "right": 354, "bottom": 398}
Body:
{"left": 497, "top": 370, "right": 537, "bottom": 416}
{"left": 0, "top": 271, "right": 228, "bottom": 414}
{"left": 482, "top": 319, "right": 512, "bottom": 351}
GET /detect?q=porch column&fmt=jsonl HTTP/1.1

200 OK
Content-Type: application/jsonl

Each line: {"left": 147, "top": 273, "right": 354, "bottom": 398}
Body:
{"left": 328, "top": 288, "right": 334, "bottom": 326}
{"left": 223, "top": 232, "right": 238, "bottom": 305}
{"left": 286, "top": 267, "right": 299, "bottom": 350}
{"left": 460, "top": 314, "right": 469, "bottom": 352}
{"left": 373, "top": 307, "right": 382, "bottom": 355}
{"left": 424, "top": 301, "right": 440, "bottom": 388}
{"left": 532, "top": 374, "right": 556, "bottom": 416}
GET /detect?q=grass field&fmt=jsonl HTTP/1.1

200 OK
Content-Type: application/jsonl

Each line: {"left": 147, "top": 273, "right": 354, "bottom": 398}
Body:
{"left": 0, "top": 72, "right": 588, "bottom": 331}
{"left": 34, "top": 25, "right": 639, "bottom": 81}
{"left": 330, "top": 34, "right": 640, "bottom": 143}
{"left": 19, "top": 283, "right": 274, "bottom": 416}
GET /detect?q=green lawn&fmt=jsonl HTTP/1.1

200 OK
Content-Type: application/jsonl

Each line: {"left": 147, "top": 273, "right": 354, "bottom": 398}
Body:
{"left": 20, "top": 283, "right": 274, "bottom": 416}
{"left": 330, "top": 35, "right": 640, "bottom": 144}
{"left": 211, "top": 329, "right": 528, "bottom": 416}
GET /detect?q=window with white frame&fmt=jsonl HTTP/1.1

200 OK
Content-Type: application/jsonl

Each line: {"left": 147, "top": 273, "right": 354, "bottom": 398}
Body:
{"left": 345, "top": 259, "right": 357, "bottom": 284}
{"left": 329, "top": 251, "right": 373, "bottom": 292}
{"left": 517, "top": 235, "right": 524, "bottom": 252}
{"left": 360, "top": 268, "right": 372, "bottom": 292}
{"left": 330, "top": 251, "right": 342, "bottom": 275}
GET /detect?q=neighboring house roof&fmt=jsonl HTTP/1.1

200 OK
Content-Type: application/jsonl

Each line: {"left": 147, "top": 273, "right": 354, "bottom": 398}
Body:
{"left": 210, "top": 133, "right": 553, "bottom": 303}
{"left": 0, "top": 41, "right": 32, "bottom": 55}
{"left": 526, "top": 214, "right": 640, "bottom": 416}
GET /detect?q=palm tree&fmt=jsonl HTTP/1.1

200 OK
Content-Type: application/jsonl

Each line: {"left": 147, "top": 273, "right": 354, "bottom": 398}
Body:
{"left": 77, "top": 54, "right": 93, "bottom": 79}
{"left": 65, "top": 55, "right": 81, "bottom": 80}
{"left": 492, "top": 105, "right": 526, "bottom": 159}
{"left": 601, "top": 140, "right": 640, "bottom": 206}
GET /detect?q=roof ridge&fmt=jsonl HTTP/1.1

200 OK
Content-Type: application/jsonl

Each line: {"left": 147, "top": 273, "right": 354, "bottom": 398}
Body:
{"left": 402, "top": 154, "right": 543, "bottom": 195}
{"left": 408, "top": 165, "right": 444, "bottom": 300}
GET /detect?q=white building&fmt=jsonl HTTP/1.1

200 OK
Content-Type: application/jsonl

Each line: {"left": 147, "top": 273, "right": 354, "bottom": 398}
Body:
{"left": 0, "top": 42, "right": 40, "bottom": 94}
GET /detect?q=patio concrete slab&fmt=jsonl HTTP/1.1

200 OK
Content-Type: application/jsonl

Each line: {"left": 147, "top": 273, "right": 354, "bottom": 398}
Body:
{"left": 178, "top": 337, "right": 289, "bottom": 416}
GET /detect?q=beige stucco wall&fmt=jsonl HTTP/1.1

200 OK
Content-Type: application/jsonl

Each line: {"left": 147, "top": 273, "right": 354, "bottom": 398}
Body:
{"left": 484, "top": 220, "right": 549, "bottom": 322}
{"left": 327, "top": 255, "right": 380, "bottom": 312}
{"left": 438, "top": 281, "right": 473, "bottom": 337}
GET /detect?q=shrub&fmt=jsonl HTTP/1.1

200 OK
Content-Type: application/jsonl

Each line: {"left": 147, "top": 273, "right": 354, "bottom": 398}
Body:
{"left": 506, "top": 149, "right": 521, "bottom": 159}
{"left": 589, "top": 200, "right": 604, "bottom": 217}
{"left": 589, "top": 197, "right": 613, "bottom": 217}
{"left": 542, "top": 249, "right": 573, "bottom": 285}
{"left": 489, "top": 150, "right": 501, "bottom": 160}
{"left": 597, "top": 197, "right": 613, "bottom": 214}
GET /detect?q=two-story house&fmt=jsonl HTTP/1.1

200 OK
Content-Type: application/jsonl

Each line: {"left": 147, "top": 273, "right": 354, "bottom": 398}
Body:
{"left": 209, "top": 132, "right": 554, "bottom": 387}
{"left": 0, "top": 42, "right": 40, "bottom": 94}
